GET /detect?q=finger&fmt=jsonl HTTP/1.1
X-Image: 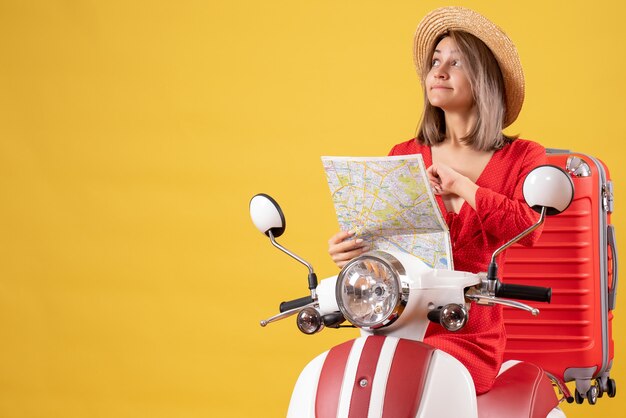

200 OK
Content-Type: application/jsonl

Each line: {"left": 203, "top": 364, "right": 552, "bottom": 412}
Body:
{"left": 427, "top": 169, "right": 440, "bottom": 184}
{"left": 331, "top": 246, "right": 370, "bottom": 265}
{"left": 329, "top": 237, "right": 366, "bottom": 256}
{"left": 427, "top": 164, "right": 439, "bottom": 177}
{"left": 430, "top": 179, "right": 441, "bottom": 187}
{"left": 328, "top": 229, "right": 355, "bottom": 245}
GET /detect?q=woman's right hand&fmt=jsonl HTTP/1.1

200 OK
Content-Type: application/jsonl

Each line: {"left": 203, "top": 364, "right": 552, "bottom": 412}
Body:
{"left": 328, "top": 230, "right": 369, "bottom": 268}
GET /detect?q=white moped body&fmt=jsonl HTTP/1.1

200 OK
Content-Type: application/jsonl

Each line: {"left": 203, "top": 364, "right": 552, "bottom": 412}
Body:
{"left": 287, "top": 258, "right": 564, "bottom": 418}
{"left": 250, "top": 166, "right": 577, "bottom": 418}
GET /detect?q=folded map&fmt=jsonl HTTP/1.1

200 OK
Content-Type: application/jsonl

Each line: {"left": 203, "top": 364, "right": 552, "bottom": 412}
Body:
{"left": 322, "top": 155, "right": 452, "bottom": 269}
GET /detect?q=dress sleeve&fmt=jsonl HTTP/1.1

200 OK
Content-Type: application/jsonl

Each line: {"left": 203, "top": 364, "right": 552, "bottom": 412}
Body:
{"left": 388, "top": 144, "right": 399, "bottom": 156}
{"left": 387, "top": 138, "right": 419, "bottom": 156}
{"left": 474, "top": 141, "right": 548, "bottom": 247}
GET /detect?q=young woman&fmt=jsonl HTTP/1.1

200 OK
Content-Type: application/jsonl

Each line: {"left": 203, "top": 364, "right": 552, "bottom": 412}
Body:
{"left": 327, "top": 7, "right": 547, "bottom": 395}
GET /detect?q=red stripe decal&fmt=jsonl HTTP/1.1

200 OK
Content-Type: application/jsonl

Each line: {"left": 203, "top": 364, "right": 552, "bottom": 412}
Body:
{"left": 316, "top": 339, "right": 355, "bottom": 418}
{"left": 348, "top": 336, "right": 386, "bottom": 418}
{"left": 382, "top": 339, "right": 435, "bottom": 418}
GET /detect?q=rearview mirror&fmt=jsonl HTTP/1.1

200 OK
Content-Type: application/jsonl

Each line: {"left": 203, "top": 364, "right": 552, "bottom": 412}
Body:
{"left": 523, "top": 165, "right": 575, "bottom": 216}
{"left": 249, "top": 194, "right": 286, "bottom": 238}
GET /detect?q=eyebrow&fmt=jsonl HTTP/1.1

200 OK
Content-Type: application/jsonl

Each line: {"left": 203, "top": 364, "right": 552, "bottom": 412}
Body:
{"left": 434, "top": 49, "right": 460, "bottom": 54}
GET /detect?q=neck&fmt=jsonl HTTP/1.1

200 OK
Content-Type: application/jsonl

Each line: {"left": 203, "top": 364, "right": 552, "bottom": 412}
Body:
{"left": 443, "top": 110, "right": 477, "bottom": 146}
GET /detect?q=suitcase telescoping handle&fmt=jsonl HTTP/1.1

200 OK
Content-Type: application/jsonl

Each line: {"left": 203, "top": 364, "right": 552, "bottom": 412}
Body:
{"left": 545, "top": 148, "right": 571, "bottom": 154}
{"left": 495, "top": 283, "right": 552, "bottom": 303}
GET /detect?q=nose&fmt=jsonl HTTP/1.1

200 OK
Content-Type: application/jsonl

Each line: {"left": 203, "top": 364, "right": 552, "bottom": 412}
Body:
{"left": 433, "top": 64, "right": 449, "bottom": 79}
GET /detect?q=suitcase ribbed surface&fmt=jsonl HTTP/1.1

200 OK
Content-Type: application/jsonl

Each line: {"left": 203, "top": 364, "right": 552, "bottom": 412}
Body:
{"left": 502, "top": 153, "right": 614, "bottom": 382}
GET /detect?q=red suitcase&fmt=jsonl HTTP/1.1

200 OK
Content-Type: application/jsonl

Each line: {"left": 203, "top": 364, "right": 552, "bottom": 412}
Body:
{"left": 502, "top": 149, "right": 617, "bottom": 405}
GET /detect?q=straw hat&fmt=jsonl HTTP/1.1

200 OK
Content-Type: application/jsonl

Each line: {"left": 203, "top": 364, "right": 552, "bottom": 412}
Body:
{"left": 413, "top": 6, "right": 524, "bottom": 127}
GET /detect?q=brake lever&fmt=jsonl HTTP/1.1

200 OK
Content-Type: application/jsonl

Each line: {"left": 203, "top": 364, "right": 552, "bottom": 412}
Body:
{"left": 260, "top": 302, "right": 318, "bottom": 327}
{"left": 465, "top": 289, "right": 540, "bottom": 316}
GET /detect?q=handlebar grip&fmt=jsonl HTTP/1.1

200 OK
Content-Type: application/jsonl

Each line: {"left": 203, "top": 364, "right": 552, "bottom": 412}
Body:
{"left": 496, "top": 283, "right": 552, "bottom": 303}
{"left": 279, "top": 296, "right": 313, "bottom": 312}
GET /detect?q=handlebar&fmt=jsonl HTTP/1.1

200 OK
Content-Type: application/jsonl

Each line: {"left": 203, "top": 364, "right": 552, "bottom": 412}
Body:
{"left": 280, "top": 296, "right": 314, "bottom": 312}
{"left": 495, "top": 283, "right": 552, "bottom": 303}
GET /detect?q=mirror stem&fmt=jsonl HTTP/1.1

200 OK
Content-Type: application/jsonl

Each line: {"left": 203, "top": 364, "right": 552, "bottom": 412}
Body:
{"left": 487, "top": 206, "right": 547, "bottom": 282}
{"left": 268, "top": 230, "right": 318, "bottom": 297}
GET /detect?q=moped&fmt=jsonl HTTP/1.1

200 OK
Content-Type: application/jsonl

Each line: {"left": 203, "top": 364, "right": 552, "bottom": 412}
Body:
{"left": 250, "top": 165, "right": 574, "bottom": 418}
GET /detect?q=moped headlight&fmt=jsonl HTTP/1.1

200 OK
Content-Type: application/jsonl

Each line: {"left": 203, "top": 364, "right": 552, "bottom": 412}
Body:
{"left": 336, "top": 251, "right": 408, "bottom": 330}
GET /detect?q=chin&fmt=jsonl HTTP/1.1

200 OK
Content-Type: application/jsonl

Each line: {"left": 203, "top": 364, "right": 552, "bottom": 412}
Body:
{"left": 427, "top": 99, "right": 448, "bottom": 109}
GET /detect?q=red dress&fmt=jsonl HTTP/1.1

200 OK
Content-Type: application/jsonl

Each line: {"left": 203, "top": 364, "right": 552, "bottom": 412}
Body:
{"left": 389, "top": 138, "right": 547, "bottom": 394}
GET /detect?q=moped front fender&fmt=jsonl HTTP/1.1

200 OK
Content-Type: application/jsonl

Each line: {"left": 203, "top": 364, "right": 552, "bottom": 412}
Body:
{"left": 287, "top": 335, "right": 477, "bottom": 418}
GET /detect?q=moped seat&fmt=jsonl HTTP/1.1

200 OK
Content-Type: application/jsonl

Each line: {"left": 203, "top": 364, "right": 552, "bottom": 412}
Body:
{"left": 477, "top": 362, "right": 558, "bottom": 418}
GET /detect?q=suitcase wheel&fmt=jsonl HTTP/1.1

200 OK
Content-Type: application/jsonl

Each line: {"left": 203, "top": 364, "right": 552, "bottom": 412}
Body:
{"left": 607, "top": 378, "right": 617, "bottom": 398}
{"left": 574, "top": 389, "right": 584, "bottom": 404}
{"left": 575, "top": 386, "right": 599, "bottom": 405}
{"left": 587, "top": 386, "right": 599, "bottom": 405}
{"left": 595, "top": 376, "right": 617, "bottom": 399}
{"left": 596, "top": 378, "right": 605, "bottom": 398}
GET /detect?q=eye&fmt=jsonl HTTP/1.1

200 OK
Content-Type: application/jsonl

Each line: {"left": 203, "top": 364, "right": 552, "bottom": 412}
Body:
{"left": 451, "top": 59, "right": 462, "bottom": 67}
{"left": 431, "top": 58, "right": 440, "bottom": 67}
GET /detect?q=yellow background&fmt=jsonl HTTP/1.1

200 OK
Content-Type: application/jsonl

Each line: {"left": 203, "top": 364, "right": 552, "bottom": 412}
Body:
{"left": 0, "top": 0, "right": 624, "bottom": 417}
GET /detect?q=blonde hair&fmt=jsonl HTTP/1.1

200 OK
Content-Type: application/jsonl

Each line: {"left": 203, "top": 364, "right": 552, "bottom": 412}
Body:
{"left": 416, "top": 30, "right": 516, "bottom": 151}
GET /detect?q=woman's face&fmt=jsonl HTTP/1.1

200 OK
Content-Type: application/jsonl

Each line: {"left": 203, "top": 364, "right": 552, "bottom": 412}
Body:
{"left": 425, "top": 36, "right": 474, "bottom": 116}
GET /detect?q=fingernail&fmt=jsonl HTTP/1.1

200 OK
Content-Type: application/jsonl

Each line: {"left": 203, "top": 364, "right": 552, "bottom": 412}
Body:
{"left": 347, "top": 230, "right": 356, "bottom": 236}
{"left": 355, "top": 238, "right": 364, "bottom": 244}
{"left": 362, "top": 247, "right": 370, "bottom": 252}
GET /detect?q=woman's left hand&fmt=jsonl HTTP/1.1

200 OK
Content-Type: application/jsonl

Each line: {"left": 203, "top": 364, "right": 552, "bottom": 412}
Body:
{"left": 427, "top": 163, "right": 465, "bottom": 195}
{"left": 427, "top": 163, "right": 479, "bottom": 209}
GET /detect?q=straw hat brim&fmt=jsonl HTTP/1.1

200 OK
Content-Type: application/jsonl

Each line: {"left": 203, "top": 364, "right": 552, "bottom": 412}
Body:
{"left": 414, "top": 7, "right": 524, "bottom": 128}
